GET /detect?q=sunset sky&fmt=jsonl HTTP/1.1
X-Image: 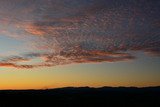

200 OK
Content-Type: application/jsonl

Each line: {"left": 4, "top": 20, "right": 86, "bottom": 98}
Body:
{"left": 0, "top": 0, "right": 160, "bottom": 89}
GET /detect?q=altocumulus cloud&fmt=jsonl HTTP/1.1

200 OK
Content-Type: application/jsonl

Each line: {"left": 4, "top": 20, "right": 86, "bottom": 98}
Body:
{"left": 0, "top": 0, "right": 159, "bottom": 68}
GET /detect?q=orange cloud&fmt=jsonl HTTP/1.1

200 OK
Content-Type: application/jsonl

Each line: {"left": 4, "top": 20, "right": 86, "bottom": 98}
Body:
{"left": 0, "top": 48, "right": 135, "bottom": 69}
{"left": 25, "top": 24, "right": 46, "bottom": 36}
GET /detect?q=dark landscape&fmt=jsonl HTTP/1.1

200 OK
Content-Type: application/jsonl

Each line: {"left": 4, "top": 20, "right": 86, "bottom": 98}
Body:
{"left": 0, "top": 86, "right": 160, "bottom": 107}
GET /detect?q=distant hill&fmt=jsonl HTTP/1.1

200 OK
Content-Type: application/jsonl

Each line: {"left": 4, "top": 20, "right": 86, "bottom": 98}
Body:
{"left": 0, "top": 86, "right": 160, "bottom": 107}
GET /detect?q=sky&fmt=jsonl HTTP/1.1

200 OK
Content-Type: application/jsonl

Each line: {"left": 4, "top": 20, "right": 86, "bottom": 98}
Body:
{"left": 0, "top": 0, "right": 160, "bottom": 89}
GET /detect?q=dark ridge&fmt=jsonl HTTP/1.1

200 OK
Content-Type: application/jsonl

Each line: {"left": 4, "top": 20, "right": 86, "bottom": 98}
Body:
{"left": 0, "top": 86, "right": 160, "bottom": 107}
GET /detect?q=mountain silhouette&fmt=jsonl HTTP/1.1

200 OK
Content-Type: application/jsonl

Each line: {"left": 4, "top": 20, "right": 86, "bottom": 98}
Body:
{"left": 0, "top": 86, "right": 160, "bottom": 107}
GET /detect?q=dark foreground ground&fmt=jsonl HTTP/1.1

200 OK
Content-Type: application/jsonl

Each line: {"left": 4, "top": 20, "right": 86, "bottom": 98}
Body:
{"left": 0, "top": 86, "right": 160, "bottom": 107}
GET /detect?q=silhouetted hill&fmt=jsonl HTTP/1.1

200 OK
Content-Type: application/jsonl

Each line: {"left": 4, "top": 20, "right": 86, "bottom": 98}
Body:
{"left": 0, "top": 86, "right": 160, "bottom": 107}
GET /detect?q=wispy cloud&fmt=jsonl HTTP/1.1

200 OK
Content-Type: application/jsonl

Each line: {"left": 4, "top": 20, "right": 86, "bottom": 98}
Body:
{"left": 0, "top": 50, "right": 135, "bottom": 69}
{"left": 0, "top": 0, "right": 159, "bottom": 68}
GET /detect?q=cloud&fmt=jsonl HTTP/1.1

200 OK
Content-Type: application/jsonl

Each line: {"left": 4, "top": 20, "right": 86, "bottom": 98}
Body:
{"left": 0, "top": 0, "right": 159, "bottom": 69}
{"left": 0, "top": 62, "right": 34, "bottom": 69}
{"left": 0, "top": 49, "right": 135, "bottom": 69}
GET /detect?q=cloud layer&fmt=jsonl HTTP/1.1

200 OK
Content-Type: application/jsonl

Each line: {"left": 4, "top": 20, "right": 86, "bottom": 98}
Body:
{"left": 0, "top": 0, "right": 160, "bottom": 68}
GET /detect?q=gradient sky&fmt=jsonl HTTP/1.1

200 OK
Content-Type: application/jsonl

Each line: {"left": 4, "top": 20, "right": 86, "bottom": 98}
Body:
{"left": 0, "top": 0, "right": 160, "bottom": 89}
